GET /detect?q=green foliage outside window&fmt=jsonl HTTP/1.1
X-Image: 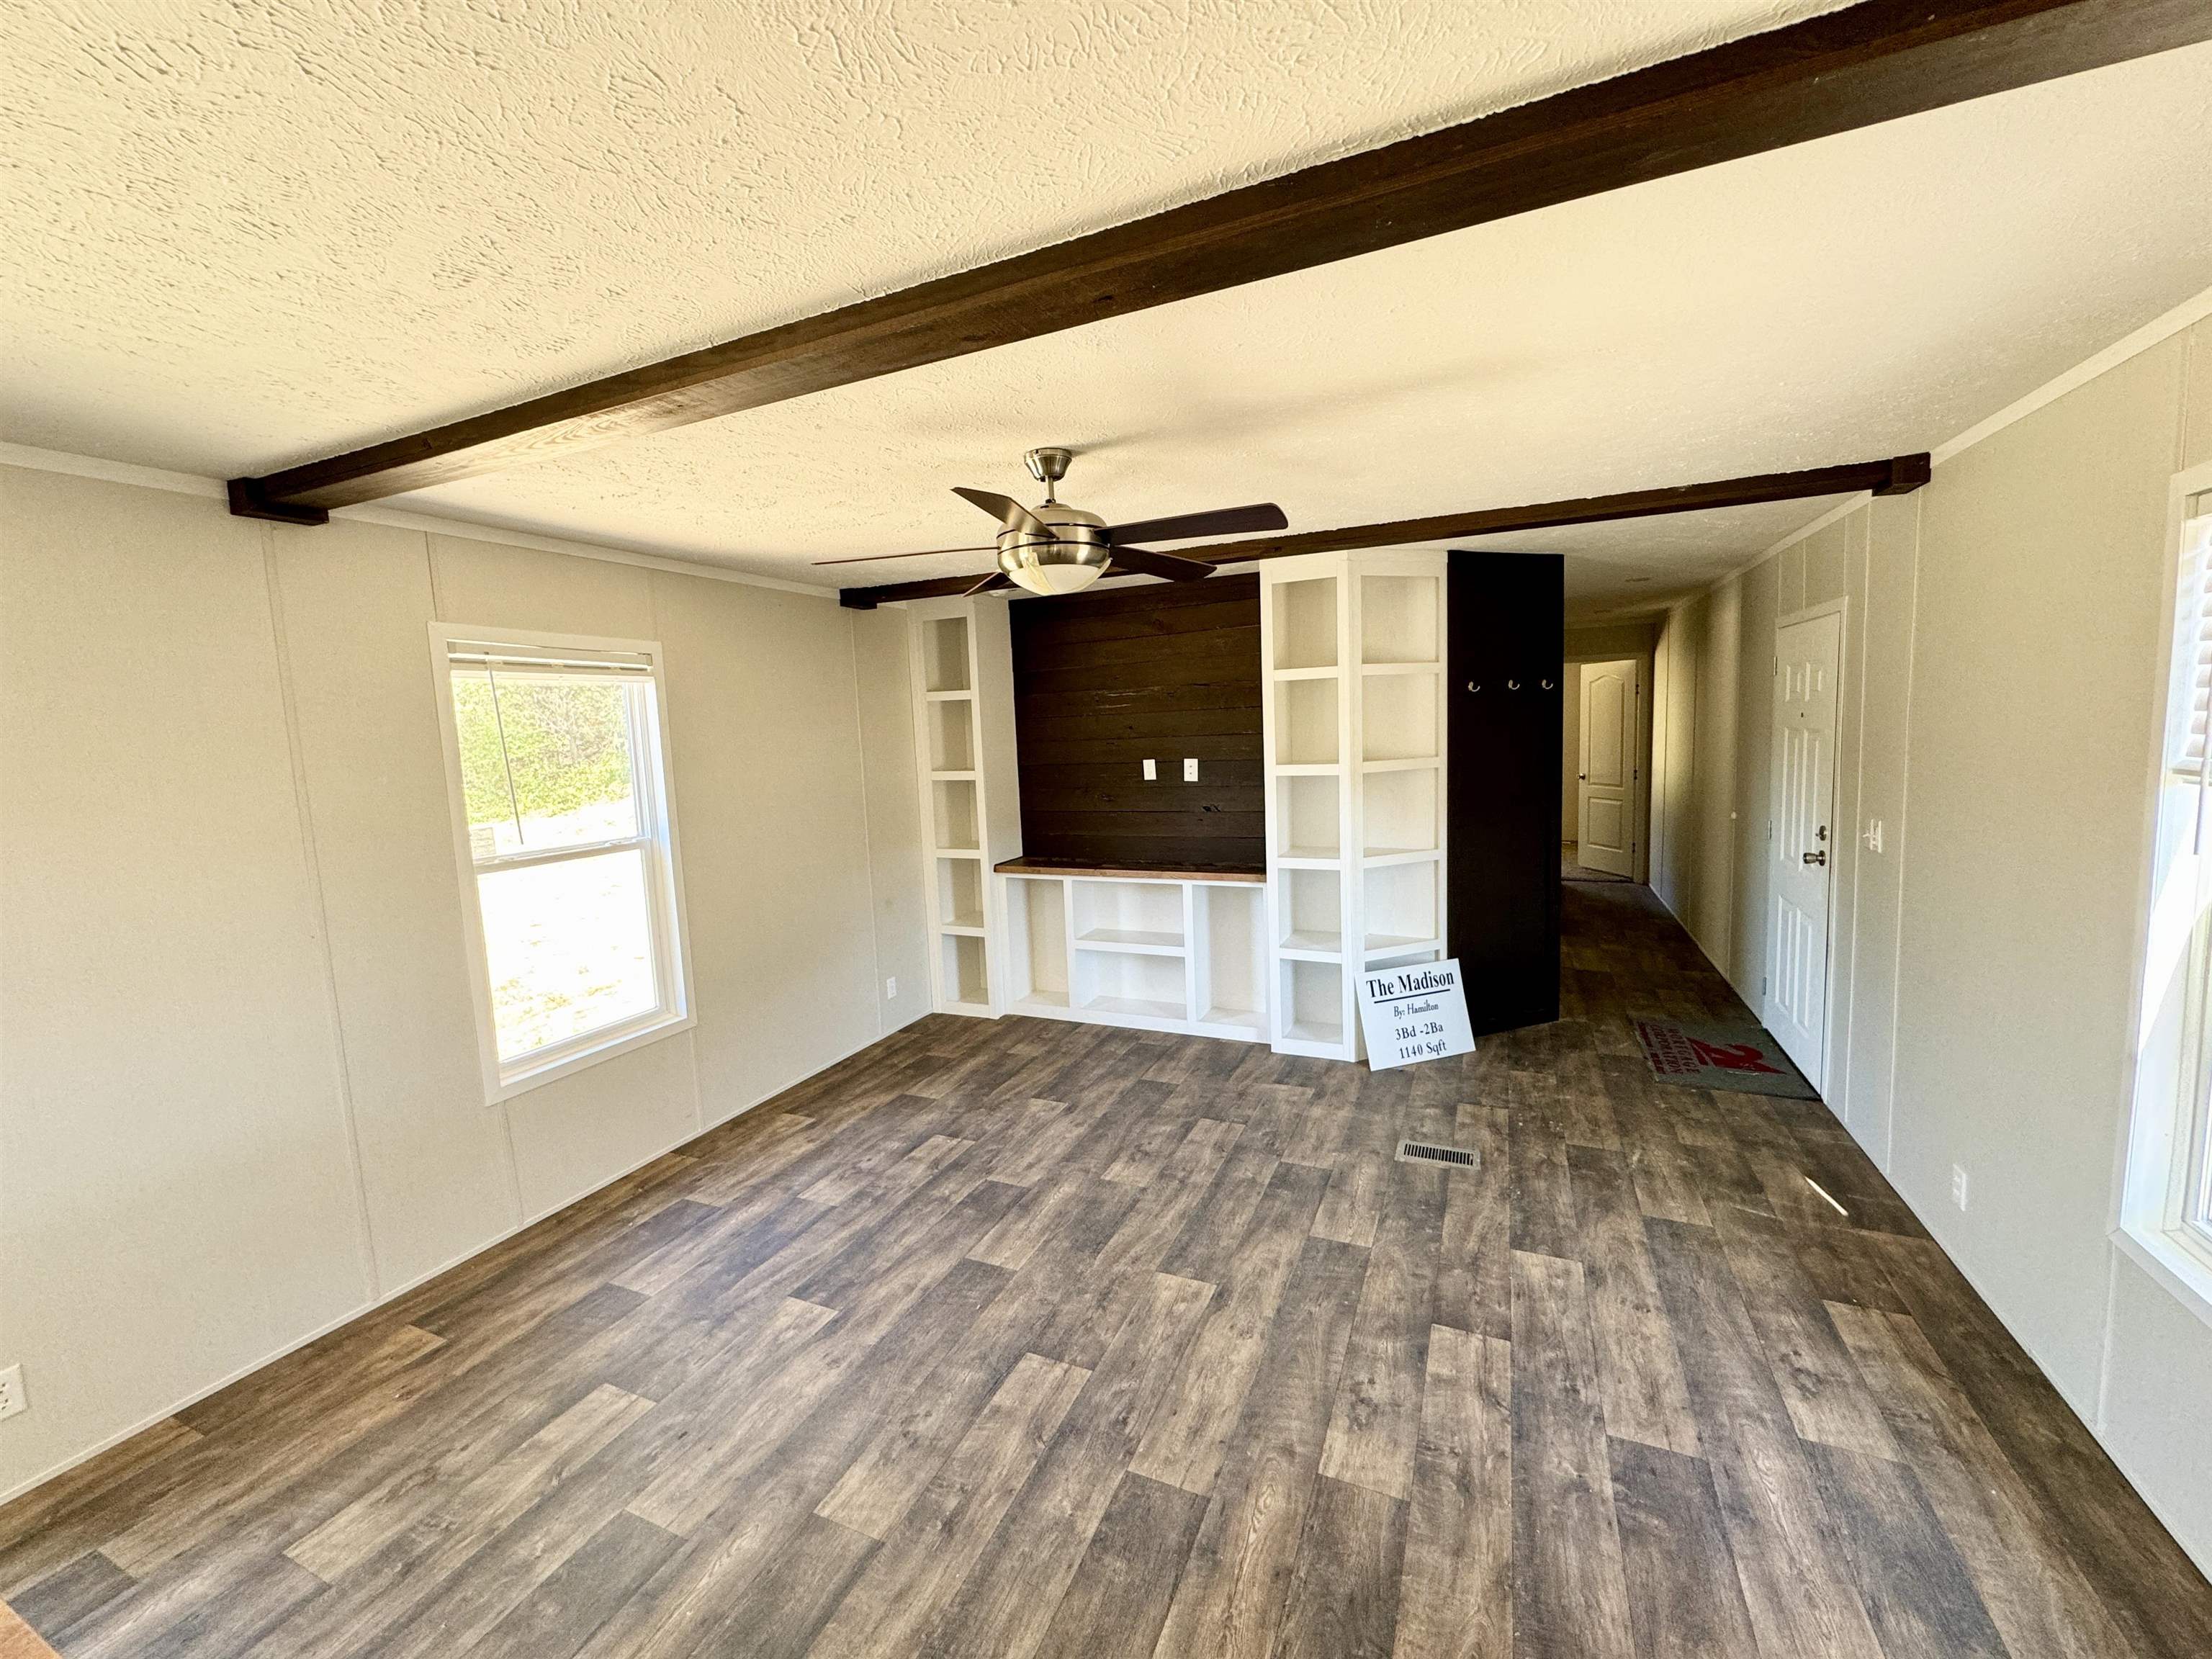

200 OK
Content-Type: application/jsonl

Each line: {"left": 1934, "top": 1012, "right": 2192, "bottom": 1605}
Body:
{"left": 452, "top": 673, "right": 634, "bottom": 832}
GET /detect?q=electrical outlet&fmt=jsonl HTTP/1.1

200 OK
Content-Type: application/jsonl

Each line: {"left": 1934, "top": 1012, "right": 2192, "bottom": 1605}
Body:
{"left": 884, "top": 976, "right": 896, "bottom": 1001}
{"left": 1865, "top": 818, "right": 1885, "bottom": 853}
{"left": 1182, "top": 757, "right": 1198, "bottom": 782}
{"left": 1142, "top": 758, "right": 1156, "bottom": 781}
{"left": 1951, "top": 1164, "right": 1969, "bottom": 1210}
{"left": 0, "top": 1364, "right": 24, "bottom": 1422}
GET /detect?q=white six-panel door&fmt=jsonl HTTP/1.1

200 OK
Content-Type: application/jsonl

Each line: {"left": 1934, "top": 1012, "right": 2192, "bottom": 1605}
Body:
{"left": 1576, "top": 660, "right": 1637, "bottom": 876}
{"left": 1768, "top": 611, "right": 1841, "bottom": 1086}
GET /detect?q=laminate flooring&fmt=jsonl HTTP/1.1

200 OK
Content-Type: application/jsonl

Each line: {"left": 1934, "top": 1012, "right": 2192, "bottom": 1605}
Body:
{"left": 6, "top": 883, "right": 2208, "bottom": 1657}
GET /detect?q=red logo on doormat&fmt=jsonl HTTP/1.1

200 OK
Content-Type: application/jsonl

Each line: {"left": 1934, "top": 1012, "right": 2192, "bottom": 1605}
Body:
{"left": 1686, "top": 1038, "right": 1784, "bottom": 1075}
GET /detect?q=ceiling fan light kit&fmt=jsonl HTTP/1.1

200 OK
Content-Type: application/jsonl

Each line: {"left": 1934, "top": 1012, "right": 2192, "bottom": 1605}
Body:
{"left": 821, "top": 446, "right": 1289, "bottom": 599}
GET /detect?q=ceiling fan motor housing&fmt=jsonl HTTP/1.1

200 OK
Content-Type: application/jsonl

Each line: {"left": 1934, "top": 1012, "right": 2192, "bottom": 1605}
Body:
{"left": 998, "top": 502, "right": 1110, "bottom": 595}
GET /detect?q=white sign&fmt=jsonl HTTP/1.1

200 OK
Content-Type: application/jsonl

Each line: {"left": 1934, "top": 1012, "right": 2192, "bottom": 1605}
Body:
{"left": 1357, "top": 958, "right": 1476, "bottom": 1071}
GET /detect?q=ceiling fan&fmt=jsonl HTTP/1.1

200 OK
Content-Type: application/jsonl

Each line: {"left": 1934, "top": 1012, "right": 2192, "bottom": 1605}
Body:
{"left": 813, "top": 447, "right": 1287, "bottom": 597}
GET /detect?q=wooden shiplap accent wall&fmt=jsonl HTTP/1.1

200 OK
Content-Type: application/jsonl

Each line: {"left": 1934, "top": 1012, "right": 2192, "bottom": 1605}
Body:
{"left": 1009, "top": 576, "right": 1263, "bottom": 870}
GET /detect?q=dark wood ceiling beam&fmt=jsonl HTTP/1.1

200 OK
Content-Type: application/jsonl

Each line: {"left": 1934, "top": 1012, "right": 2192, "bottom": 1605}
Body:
{"left": 228, "top": 1, "right": 2207, "bottom": 520}
{"left": 835, "top": 454, "right": 1929, "bottom": 608}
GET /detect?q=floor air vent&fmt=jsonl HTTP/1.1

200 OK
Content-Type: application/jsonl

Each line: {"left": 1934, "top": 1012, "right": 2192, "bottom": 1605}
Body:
{"left": 1396, "top": 1140, "right": 1478, "bottom": 1169}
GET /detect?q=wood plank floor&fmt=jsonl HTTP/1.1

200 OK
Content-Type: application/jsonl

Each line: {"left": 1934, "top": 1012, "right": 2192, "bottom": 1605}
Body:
{"left": 6, "top": 883, "right": 2208, "bottom": 1657}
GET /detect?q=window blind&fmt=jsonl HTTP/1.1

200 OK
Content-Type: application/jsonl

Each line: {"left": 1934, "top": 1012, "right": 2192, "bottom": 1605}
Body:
{"left": 2175, "top": 504, "right": 2212, "bottom": 778}
{"left": 446, "top": 642, "right": 652, "bottom": 677}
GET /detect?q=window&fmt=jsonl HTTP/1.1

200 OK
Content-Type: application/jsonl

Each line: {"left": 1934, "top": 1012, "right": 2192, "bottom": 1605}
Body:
{"left": 2123, "top": 482, "right": 2212, "bottom": 1313}
{"left": 431, "top": 626, "right": 691, "bottom": 1100}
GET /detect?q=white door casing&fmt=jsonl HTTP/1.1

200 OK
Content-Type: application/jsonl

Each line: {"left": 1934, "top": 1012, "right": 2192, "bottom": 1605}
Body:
{"left": 1577, "top": 660, "right": 1637, "bottom": 876}
{"left": 1768, "top": 610, "right": 1841, "bottom": 1087}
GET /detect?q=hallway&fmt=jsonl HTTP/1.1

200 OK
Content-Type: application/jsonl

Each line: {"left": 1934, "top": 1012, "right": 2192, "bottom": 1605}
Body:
{"left": 4, "top": 885, "right": 2207, "bottom": 1657}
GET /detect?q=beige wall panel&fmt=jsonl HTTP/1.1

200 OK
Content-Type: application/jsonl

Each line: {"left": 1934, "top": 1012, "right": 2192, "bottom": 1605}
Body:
{"left": 1651, "top": 603, "right": 1701, "bottom": 917}
{"left": 649, "top": 570, "right": 879, "bottom": 1125}
{"left": 0, "top": 470, "right": 366, "bottom": 1491}
{"left": 426, "top": 535, "right": 656, "bottom": 637}
{"left": 269, "top": 517, "right": 520, "bottom": 1290}
{"left": 2100, "top": 1255, "right": 2212, "bottom": 1563}
{"left": 1814, "top": 512, "right": 1870, "bottom": 1108}
{"left": 1893, "top": 336, "right": 2186, "bottom": 1408}
{"left": 504, "top": 1027, "right": 702, "bottom": 1218}
{"left": 1729, "top": 556, "right": 1779, "bottom": 998}
{"left": 852, "top": 606, "right": 928, "bottom": 1035}
{"left": 1804, "top": 517, "right": 1852, "bottom": 608}
{"left": 1835, "top": 494, "right": 1921, "bottom": 1162}
{"left": 2183, "top": 318, "right": 2212, "bottom": 471}
{"left": 1563, "top": 621, "right": 1658, "bottom": 659}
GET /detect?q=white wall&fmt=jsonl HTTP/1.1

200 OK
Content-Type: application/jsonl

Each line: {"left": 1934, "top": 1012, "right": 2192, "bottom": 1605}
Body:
{"left": 1647, "top": 315, "right": 2212, "bottom": 1569}
{"left": 0, "top": 466, "right": 928, "bottom": 1499}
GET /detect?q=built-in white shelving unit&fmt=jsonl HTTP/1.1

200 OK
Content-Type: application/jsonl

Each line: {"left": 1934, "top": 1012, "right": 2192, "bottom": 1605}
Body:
{"left": 909, "top": 597, "right": 1021, "bottom": 1016}
{"left": 906, "top": 555, "right": 1442, "bottom": 1055}
{"left": 1261, "top": 552, "right": 1448, "bottom": 1060}
{"left": 1001, "top": 871, "right": 1267, "bottom": 1041}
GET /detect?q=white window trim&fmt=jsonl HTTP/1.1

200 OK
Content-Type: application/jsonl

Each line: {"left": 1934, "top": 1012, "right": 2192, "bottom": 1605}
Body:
{"left": 2118, "top": 459, "right": 2212, "bottom": 1331}
{"left": 427, "top": 622, "right": 696, "bottom": 1105}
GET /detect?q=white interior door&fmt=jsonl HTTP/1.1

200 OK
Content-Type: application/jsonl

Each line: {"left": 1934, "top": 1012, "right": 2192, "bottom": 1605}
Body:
{"left": 1768, "top": 611, "right": 1841, "bottom": 1085}
{"left": 1576, "top": 661, "right": 1637, "bottom": 876}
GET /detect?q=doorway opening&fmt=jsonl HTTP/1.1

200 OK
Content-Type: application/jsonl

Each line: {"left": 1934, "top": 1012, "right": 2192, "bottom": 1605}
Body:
{"left": 1563, "top": 657, "right": 1649, "bottom": 884}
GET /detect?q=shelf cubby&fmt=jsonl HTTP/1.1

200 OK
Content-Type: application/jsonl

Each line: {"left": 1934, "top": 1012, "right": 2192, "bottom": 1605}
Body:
{"left": 1272, "top": 577, "right": 1339, "bottom": 672}
{"left": 922, "top": 616, "right": 972, "bottom": 693}
{"left": 1074, "top": 948, "right": 1190, "bottom": 1023}
{"left": 1361, "top": 667, "right": 1438, "bottom": 763}
{"left": 941, "top": 931, "right": 989, "bottom": 1007}
{"left": 932, "top": 778, "right": 981, "bottom": 851}
{"left": 1363, "top": 858, "right": 1441, "bottom": 953}
{"left": 1071, "top": 879, "right": 1185, "bottom": 953}
{"left": 927, "top": 698, "right": 975, "bottom": 773}
{"left": 1195, "top": 884, "right": 1267, "bottom": 1033}
{"left": 937, "top": 855, "right": 986, "bottom": 930}
{"left": 1275, "top": 677, "right": 1339, "bottom": 767}
{"left": 1005, "top": 877, "right": 1069, "bottom": 1009}
{"left": 1362, "top": 765, "right": 1439, "bottom": 859}
{"left": 1280, "top": 958, "right": 1346, "bottom": 1046}
{"left": 1276, "top": 773, "right": 1341, "bottom": 861}
{"left": 1278, "top": 867, "right": 1344, "bottom": 956}
{"left": 1359, "top": 572, "right": 1441, "bottom": 665}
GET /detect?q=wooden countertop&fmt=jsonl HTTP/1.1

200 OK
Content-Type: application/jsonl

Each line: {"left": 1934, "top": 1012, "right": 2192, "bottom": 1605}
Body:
{"left": 994, "top": 856, "right": 1266, "bottom": 885}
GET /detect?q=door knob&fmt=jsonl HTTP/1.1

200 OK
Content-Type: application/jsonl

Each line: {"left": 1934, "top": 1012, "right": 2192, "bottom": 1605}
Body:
{"left": 1802, "top": 850, "right": 1827, "bottom": 866}
{"left": 1578, "top": 773, "right": 1587, "bottom": 781}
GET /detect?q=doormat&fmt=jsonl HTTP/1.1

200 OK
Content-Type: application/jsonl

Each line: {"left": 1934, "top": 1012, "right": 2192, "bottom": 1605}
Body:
{"left": 1632, "top": 1017, "right": 1817, "bottom": 1099}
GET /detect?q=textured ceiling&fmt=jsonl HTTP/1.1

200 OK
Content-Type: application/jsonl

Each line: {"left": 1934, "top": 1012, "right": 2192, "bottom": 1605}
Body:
{"left": 1, "top": 0, "right": 1840, "bottom": 470}
{"left": 5, "top": 4, "right": 2209, "bottom": 621}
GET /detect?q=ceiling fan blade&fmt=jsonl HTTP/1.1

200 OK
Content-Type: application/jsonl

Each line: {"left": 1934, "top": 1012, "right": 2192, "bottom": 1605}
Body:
{"left": 811, "top": 544, "right": 1000, "bottom": 567}
{"left": 1104, "top": 503, "right": 1287, "bottom": 544}
{"left": 952, "top": 487, "right": 1048, "bottom": 535}
{"left": 1107, "top": 544, "right": 1215, "bottom": 583}
{"left": 962, "top": 571, "right": 1015, "bottom": 597}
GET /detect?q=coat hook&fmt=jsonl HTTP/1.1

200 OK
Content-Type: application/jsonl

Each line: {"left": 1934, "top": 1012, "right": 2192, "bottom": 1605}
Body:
{"left": 1465, "top": 681, "right": 1480, "bottom": 693}
{"left": 1542, "top": 678, "right": 1555, "bottom": 691}
{"left": 1507, "top": 678, "right": 1520, "bottom": 691}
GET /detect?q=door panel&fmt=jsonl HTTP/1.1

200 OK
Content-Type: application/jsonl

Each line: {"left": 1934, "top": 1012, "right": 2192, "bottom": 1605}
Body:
{"left": 1767, "top": 612, "right": 1841, "bottom": 1087}
{"left": 1576, "top": 661, "right": 1636, "bottom": 876}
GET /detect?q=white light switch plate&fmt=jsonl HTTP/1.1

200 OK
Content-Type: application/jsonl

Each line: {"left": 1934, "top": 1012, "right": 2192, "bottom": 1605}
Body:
{"left": 1183, "top": 758, "right": 1198, "bottom": 781}
{"left": 1142, "top": 758, "right": 1156, "bottom": 781}
{"left": 0, "top": 1364, "right": 24, "bottom": 1421}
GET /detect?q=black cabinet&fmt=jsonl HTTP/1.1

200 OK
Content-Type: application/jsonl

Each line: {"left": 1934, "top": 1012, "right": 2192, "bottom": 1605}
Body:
{"left": 1446, "top": 552, "right": 1563, "bottom": 1034}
